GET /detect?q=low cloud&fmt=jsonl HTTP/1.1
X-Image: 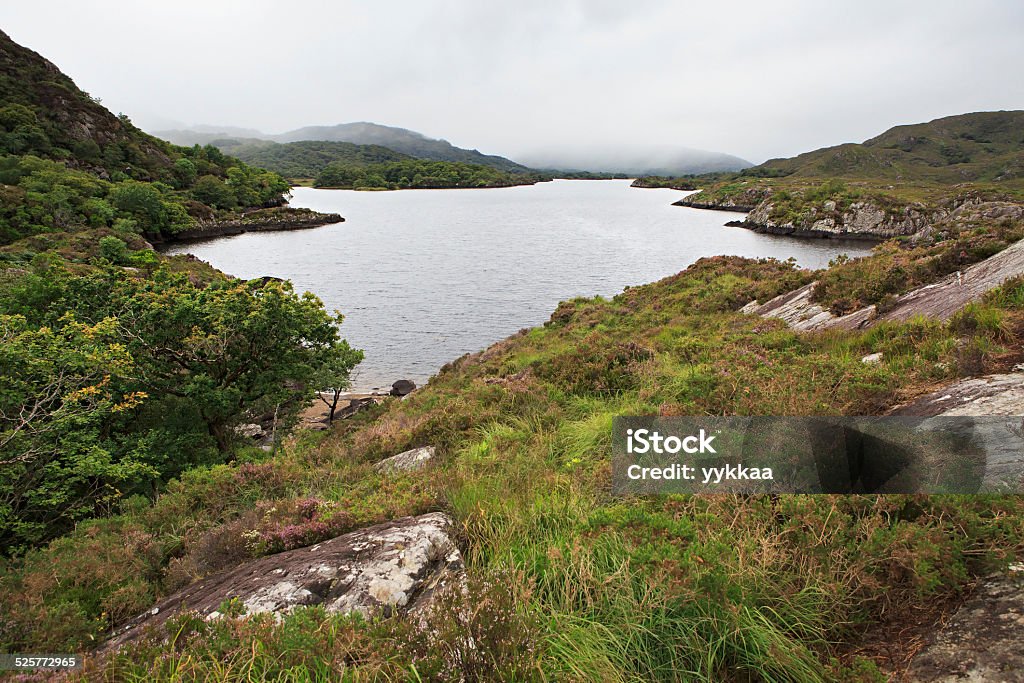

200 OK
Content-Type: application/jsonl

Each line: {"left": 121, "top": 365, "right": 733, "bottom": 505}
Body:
{"left": 2, "top": 0, "right": 1021, "bottom": 163}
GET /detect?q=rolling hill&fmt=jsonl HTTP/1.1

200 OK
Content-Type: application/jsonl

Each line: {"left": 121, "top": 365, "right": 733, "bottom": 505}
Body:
{"left": 212, "top": 139, "right": 414, "bottom": 179}
{"left": 156, "top": 122, "right": 533, "bottom": 174}
{"left": 666, "top": 111, "right": 1024, "bottom": 240}
{"left": 755, "top": 111, "right": 1024, "bottom": 183}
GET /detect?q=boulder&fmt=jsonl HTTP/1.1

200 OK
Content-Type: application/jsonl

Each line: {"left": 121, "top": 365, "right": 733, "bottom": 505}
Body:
{"left": 375, "top": 446, "right": 435, "bottom": 474}
{"left": 105, "top": 512, "right": 463, "bottom": 650}
{"left": 234, "top": 423, "right": 265, "bottom": 439}
{"left": 391, "top": 379, "right": 417, "bottom": 396}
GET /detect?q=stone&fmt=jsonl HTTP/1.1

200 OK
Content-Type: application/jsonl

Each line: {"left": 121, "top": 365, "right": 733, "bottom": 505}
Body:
{"left": 892, "top": 373, "right": 1024, "bottom": 491}
{"left": 893, "top": 373, "right": 1024, "bottom": 418}
{"left": 105, "top": 513, "right": 463, "bottom": 650}
{"left": 860, "top": 352, "right": 883, "bottom": 364}
{"left": 234, "top": 423, "right": 265, "bottom": 439}
{"left": 390, "top": 379, "right": 417, "bottom": 396}
{"left": 741, "top": 283, "right": 837, "bottom": 331}
{"left": 374, "top": 446, "right": 434, "bottom": 474}
{"left": 907, "top": 568, "right": 1024, "bottom": 682}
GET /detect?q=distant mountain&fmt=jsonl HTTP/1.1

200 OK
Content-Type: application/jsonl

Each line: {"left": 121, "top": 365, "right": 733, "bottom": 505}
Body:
{"left": 516, "top": 145, "right": 753, "bottom": 176}
{"left": 274, "top": 123, "right": 532, "bottom": 173}
{"left": 754, "top": 111, "right": 1024, "bottom": 183}
{"left": 155, "top": 122, "right": 532, "bottom": 174}
{"left": 212, "top": 140, "right": 412, "bottom": 179}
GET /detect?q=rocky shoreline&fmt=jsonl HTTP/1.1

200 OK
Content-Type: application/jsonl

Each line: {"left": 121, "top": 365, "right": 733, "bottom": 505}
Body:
{"left": 722, "top": 218, "right": 888, "bottom": 240}
{"left": 671, "top": 189, "right": 938, "bottom": 241}
{"left": 154, "top": 207, "right": 344, "bottom": 246}
{"left": 672, "top": 197, "right": 753, "bottom": 212}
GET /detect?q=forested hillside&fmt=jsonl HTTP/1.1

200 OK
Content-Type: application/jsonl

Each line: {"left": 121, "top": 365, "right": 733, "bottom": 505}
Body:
{"left": 209, "top": 139, "right": 413, "bottom": 179}
{"left": 0, "top": 30, "right": 360, "bottom": 553}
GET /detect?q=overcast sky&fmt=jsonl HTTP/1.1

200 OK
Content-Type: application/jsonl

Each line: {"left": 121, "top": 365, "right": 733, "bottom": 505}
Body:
{"left": 2, "top": 0, "right": 1022, "bottom": 164}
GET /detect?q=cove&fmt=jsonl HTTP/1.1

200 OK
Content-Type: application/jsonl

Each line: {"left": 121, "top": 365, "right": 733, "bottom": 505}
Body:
{"left": 164, "top": 180, "right": 870, "bottom": 390}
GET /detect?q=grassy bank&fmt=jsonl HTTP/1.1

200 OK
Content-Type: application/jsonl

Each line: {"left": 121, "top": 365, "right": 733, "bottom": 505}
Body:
{"left": 3, "top": 237, "right": 1024, "bottom": 680}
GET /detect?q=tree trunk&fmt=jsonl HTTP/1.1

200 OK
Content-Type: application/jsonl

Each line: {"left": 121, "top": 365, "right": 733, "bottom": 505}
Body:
{"left": 208, "top": 421, "right": 230, "bottom": 453}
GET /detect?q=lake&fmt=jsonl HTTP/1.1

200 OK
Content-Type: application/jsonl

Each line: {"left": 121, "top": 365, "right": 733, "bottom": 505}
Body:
{"left": 165, "top": 180, "right": 871, "bottom": 391}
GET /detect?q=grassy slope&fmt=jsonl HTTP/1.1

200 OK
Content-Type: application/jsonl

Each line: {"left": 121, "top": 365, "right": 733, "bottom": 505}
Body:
{"left": 3, "top": 243, "right": 1023, "bottom": 680}
{"left": 762, "top": 111, "right": 1024, "bottom": 184}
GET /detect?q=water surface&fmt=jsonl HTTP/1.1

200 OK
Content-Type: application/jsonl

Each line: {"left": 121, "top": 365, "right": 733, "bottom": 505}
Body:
{"left": 166, "top": 180, "right": 870, "bottom": 390}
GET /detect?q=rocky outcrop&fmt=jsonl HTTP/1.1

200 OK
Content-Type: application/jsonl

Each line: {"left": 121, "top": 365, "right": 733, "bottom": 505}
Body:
{"left": 630, "top": 178, "right": 698, "bottom": 191}
{"left": 893, "top": 372, "right": 1024, "bottom": 418}
{"left": 740, "top": 283, "right": 835, "bottom": 331}
{"left": 672, "top": 197, "right": 753, "bottom": 212}
{"left": 744, "top": 238, "right": 1024, "bottom": 332}
{"left": 683, "top": 188, "right": 1023, "bottom": 243}
{"left": 375, "top": 446, "right": 435, "bottom": 474}
{"left": 908, "top": 566, "right": 1024, "bottom": 682}
{"left": 739, "top": 199, "right": 929, "bottom": 240}
{"left": 891, "top": 372, "right": 1024, "bottom": 492}
{"left": 671, "top": 185, "right": 771, "bottom": 213}
{"left": 863, "top": 237, "right": 1024, "bottom": 327}
{"left": 156, "top": 208, "right": 344, "bottom": 245}
{"left": 105, "top": 512, "right": 463, "bottom": 650}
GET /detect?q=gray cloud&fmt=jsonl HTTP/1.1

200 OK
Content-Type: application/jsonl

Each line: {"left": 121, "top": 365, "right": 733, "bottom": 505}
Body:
{"left": 2, "top": 0, "right": 1021, "bottom": 163}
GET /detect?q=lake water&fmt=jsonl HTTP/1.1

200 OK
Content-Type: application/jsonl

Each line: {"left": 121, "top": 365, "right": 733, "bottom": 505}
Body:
{"left": 165, "top": 180, "right": 871, "bottom": 391}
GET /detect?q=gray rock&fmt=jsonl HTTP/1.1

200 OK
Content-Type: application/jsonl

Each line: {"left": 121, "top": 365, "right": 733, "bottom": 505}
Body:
{"left": 374, "top": 446, "right": 434, "bottom": 474}
{"left": 391, "top": 379, "right": 417, "bottom": 396}
{"left": 892, "top": 373, "right": 1024, "bottom": 492}
{"left": 860, "top": 352, "right": 883, "bottom": 364}
{"left": 234, "top": 423, "right": 265, "bottom": 439}
{"left": 105, "top": 512, "right": 463, "bottom": 649}
{"left": 744, "top": 198, "right": 929, "bottom": 239}
{"left": 741, "top": 282, "right": 837, "bottom": 331}
{"left": 908, "top": 567, "right": 1024, "bottom": 682}
{"left": 893, "top": 373, "right": 1024, "bottom": 418}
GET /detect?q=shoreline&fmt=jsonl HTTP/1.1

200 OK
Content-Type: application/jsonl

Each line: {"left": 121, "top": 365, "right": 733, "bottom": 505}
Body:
{"left": 153, "top": 207, "right": 344, "bottom": 247}
{"left": 674, "top": 196, "right": 889, "bottom": 242}
{"left": 722, "top": 218, "right": 887, "bottom": 241}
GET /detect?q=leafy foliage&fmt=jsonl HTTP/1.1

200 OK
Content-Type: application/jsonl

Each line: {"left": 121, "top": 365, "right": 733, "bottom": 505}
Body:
{"left": 0, "top": 262, "right": 361, "bottom": 551}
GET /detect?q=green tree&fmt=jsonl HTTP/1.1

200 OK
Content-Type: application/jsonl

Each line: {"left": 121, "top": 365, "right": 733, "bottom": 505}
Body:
{"left": 0, "top": 314, "right": 153, "bottom": 552}
{"left": 108, "top": 181, "right": 168, "bottom": 232}
{"left": 191, "top": 174, "right": 237, "bottom": 210}
{"left": 311, "top": 336, "right": 365, "bottom": 424}
{"left": 171, "top": 158, "right": 197, "bottom": 189}
{"left": 107, "top": 272, "right": 360, "bottom": 451}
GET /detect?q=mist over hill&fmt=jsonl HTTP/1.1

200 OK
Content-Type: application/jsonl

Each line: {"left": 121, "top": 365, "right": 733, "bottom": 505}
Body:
{"left": 516, "top": 144, "right": 753, "bottom": 176}
{"left": 154, "top": 123, "right": 754, "bottom": 176}
{"left": 155, "top": 122, "right": 532, "bottom": 174}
